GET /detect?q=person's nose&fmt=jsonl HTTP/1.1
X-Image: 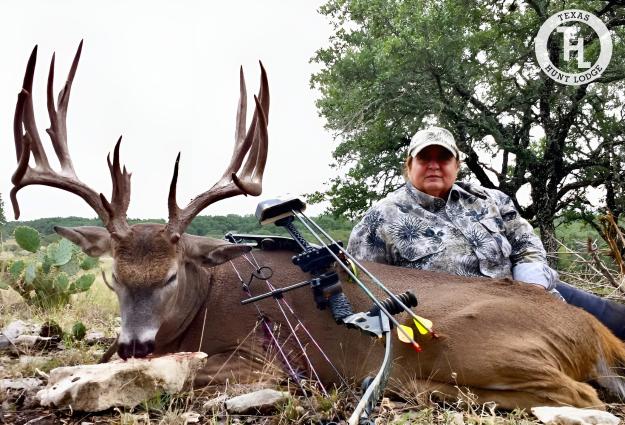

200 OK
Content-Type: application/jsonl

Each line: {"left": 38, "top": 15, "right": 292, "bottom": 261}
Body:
{"left": 426, "top": 159, "right": 441, "bottom": 170}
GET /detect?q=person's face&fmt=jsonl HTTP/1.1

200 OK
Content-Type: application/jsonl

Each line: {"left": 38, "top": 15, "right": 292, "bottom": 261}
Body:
{"left": 407, "top": 145, "right": 459, "bottom": 199}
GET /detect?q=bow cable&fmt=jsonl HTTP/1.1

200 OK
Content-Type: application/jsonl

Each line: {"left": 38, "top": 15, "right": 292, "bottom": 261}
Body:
{"left": 228, "top": 258, "right": 313, "bottom": 400}
{"left": 296, "top": 210, "right": 437, "bottom": 338}
{"left": 293, "top": 210, "right": 424, "bottom": 350}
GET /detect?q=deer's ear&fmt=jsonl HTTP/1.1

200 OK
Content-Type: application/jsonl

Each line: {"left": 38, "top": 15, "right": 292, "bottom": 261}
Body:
{"left": 54, "top": 226, "right": 111, "bottom": 257}
{"left": 184, "top": 235, "right": 252, "bottom": 267}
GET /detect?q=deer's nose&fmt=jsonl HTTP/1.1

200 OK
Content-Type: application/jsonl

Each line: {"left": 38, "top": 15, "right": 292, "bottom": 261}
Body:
{"left": 118, "top": 339, "right": 155, "bottom": 360}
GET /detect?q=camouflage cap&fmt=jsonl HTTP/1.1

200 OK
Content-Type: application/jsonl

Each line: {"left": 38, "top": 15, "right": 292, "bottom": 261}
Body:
{"left": 408, "top": 127, "right": 459, "bottom": 158}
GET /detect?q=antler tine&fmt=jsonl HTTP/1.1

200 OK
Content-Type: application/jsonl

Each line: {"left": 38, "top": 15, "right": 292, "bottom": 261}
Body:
{"left": 166, "top": 63, "right": 269, "bottom": 236}
{"left": 167, "top": 152, "right": 181, "bottom": 228}
{"left": 19, "top": 46, "right": 51, "bottom": 171}
{"left": 232, "top": 66, "right": 247, "bottom": 162}
{"left": 233, "top": 94, "right": 268, "bottom": 195}
{"left": 257, "top": 61, "right": 269, "bottom": 124}
{"left": 9, "top": 125, "right": 32, "bottom": 219}
{"left": 104, "top": 137, "right": 132, "bottom": 235}
{"left": 11, "top": 42, "right": 130, "bottom": 235}
{"left": 224, "top": 61, "right": 270, "bottom": 179}
{"left": 46, "top": 39, "right": 83, "bottom": 174}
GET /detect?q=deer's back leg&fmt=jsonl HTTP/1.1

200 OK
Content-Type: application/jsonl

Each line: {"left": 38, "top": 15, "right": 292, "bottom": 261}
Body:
{"left": 484, "top": 368, "right": 603, "bottom": 409}
{"left": 391, "top": 371, "right": 603, "bottom": 410}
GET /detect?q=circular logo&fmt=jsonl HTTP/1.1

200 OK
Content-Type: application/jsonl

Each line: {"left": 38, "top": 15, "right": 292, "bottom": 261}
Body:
{"left": 534, "top": 9, "right": 612, "bottom": 85}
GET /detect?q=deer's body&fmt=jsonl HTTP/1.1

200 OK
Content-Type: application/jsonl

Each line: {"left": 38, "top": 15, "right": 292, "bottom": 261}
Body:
{"left": 151, "top": 246, "right": 625, "bottom": 410}
{"left": 10, "top": 44, "right": 625, "bottom": 412}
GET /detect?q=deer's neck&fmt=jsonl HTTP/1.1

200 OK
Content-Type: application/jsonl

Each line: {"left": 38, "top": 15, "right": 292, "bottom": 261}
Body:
{"left": 155, "top": 260, "right": 212, "bottom": 350}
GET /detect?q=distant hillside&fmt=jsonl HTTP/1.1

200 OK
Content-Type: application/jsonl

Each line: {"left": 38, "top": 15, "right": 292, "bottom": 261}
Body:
{"left": 1, "top": 214, "right": 356, "bottom": 245}
{"left": 2, "top": 213, "right": 618, "bottom": 273}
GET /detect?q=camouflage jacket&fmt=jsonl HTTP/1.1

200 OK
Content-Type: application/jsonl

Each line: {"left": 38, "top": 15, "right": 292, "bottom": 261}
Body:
{"left": 347, "top": 181, "right": 558, "bottom": 290}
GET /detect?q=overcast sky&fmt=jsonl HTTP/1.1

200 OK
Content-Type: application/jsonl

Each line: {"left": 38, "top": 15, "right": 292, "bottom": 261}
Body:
{"left": 0, "top": 0, "right": 336, "bottom": 221}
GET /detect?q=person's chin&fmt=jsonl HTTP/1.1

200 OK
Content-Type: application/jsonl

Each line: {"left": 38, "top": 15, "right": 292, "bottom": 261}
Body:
{"left": 423, "top": 183, "right": 445, "bottom": 196}
{"left": 423, "top": 180, "right": 443, "bottom": 188}
{"left": 424, "top": 176, "right": 443, "bottom": 183}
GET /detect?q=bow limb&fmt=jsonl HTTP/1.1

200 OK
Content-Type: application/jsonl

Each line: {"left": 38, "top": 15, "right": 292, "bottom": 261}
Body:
{"left": 348, "top": 313, "right": 394, "bottom": 425}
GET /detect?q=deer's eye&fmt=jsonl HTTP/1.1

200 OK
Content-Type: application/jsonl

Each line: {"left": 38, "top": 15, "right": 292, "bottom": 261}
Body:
{"left": 165, "top": 274, "right": 177, "bottom": 286}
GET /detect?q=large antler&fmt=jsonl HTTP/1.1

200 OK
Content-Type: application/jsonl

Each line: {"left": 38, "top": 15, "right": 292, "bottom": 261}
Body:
{"left": 11, "top": 41, "right": 131, "bottom": 236}
{"left": 166, "top": 63, "right": 269, "bottom": 237}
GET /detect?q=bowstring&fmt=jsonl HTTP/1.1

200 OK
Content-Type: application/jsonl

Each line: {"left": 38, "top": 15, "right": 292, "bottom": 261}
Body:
{"left": 244, "top": 243, "right": 359, "bottom": 400}
{"left": 228, "top": 258, "right": 311, "bottom": 401}
{"left": 234, "top": 251, "right": 327, "bottom": 396}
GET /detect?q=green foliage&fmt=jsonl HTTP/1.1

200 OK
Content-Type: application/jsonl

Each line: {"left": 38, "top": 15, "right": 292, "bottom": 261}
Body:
{"left": 2, "top": 216, "right": 104, "bottom": 242}
{"left": 0, "top": 193, "right": 6, "bottom": 228}
{"left": 3, "top": 214, "right": 356, "bottom": 242}
{"left": 0, "top": 225, "right": 100, "bottom": 309}
{"left": 71, "top": 321, "right": 87, "bottom": 341}
{"left": 311, "top": 0, "right": 625, "bottom": 248}
{"left": 80, "top": 256, "right": 99, "bottom": 270}
{"left": 47, "top": 238, "right": 74, "bottom": 265}
{"left": 71, "top": 274, "right": 96, "bottom": 292}
{"left": 14, "top": 226, "right": 41, "bottom": 253}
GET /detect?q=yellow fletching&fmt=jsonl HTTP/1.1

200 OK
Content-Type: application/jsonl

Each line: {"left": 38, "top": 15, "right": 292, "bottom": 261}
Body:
{"left": 413, "top": 315, "right": 433, "bottom": 335}
{"left": 347, "top": 260, "right": 359, "bottom": 283}
{"left": 397, "top": 325, "right": 414, "bottom": 343}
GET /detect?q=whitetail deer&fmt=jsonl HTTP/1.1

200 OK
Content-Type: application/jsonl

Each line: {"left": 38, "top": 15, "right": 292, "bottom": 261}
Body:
{"left": 10, "top": 43, "right": 625, "bottom": 410}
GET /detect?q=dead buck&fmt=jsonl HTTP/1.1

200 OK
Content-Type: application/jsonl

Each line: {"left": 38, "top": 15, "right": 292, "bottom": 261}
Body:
{"left": 10, "top": 43, "right": 625, "bottom": 410}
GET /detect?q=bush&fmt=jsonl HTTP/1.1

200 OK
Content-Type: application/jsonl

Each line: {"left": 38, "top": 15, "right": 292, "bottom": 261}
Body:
{"left": 0, "top": 226, "right": 99, "bottom": 309}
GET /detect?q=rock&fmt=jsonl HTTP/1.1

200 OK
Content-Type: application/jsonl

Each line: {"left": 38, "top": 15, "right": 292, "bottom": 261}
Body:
{"left": 0, "top": 335, "right": 10, "bottom": 350}
{"left": 0, "top": 378, "right": 43, "bottom": 392}
{"left": 2, "top": 320, "right": 41, "bottom": 339}
{"left": 181, "top": 411, "right": 200, "bottom": 423}
{"left": 0, "top": 320, "right": 57, "bottom": 352}
{"left": 36, "top": 352, "right": 207, "bottom": 412}
{"left": 225, "top": 389, "right": 290, "bottom": 414}
{"left": 84, "top": 331, "right": 106, "bottom": 345}
{"left": 451, "top": 412, "right": 465, "bottom": 425}
{"left": 1, "top": 378, "right": 44, "bottom": 409}
{"left": 531, "top": 406, "right": 620, "bottom": 425}
{"left": 12, "top": 335, "right": 57, "bottom": 350}
{"left": 202, "top": 394, "right": 228, "bottom": 411}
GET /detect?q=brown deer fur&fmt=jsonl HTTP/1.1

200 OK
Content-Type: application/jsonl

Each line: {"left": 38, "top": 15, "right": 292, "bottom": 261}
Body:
{"left": 58, "top": 228, "right": 625, "bottom": 411}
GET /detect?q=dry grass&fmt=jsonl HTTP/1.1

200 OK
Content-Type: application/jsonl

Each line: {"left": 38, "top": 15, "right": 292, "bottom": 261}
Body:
{"left": 556, "top": 242, "right": 625, "bottom": 303}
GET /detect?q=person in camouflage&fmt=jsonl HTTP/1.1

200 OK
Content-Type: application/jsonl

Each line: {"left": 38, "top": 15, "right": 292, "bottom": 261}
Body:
{"left": 348, "top": 126, "right": 625, "bottom": 339}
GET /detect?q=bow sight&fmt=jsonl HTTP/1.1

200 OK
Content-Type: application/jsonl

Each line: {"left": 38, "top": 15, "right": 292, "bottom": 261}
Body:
{"left": 226, "top": 196, "right": 426, "bottom": 425}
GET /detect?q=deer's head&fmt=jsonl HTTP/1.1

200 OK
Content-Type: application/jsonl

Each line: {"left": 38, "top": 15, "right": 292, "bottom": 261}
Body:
{"left": 10, "top": 42, "right": 269, "bottom": 359}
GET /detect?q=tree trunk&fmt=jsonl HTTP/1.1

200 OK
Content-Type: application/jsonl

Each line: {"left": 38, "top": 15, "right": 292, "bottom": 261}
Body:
{"left": 537, "top": 219, "right": 558, "bottom": 268}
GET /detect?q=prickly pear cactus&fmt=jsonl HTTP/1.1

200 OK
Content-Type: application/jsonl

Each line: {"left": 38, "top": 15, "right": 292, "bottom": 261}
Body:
{"left": 0, "top": 226, "right": 99, "bottom": 309}
{"left": 14, "top": 226, "right": 40, "bottom": 253}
